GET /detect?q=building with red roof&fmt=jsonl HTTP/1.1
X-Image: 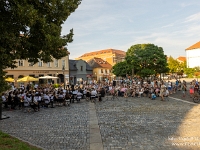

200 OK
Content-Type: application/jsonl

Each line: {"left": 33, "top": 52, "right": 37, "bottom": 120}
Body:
{"left": 185, "top": 41, "right": 200, "bottom": 68}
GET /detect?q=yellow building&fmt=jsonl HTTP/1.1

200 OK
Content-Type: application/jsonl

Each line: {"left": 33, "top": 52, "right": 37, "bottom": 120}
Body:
{"left": 4, "top": 55, "right": 70, "bottom": 86}
{"left": 76, "top": 48, "right": 126, "bottom": 66}
{"left": 87, "top": 57, "right": 113, "bottom": 82}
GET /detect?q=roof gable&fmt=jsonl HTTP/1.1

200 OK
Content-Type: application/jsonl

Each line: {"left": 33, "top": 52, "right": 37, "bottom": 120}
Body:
{"left": 88, "top": 57, "right": 112, "bottom": 69}
{"left": 186, "top": 41, "right": 200, "bottom": 50}
{"left": 69, "top": 59, "right": 93, "bottom": 71}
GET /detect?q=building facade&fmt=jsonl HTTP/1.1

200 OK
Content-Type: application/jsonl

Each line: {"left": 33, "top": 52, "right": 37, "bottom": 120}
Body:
{"left": 4, "top": 55, "right": 70, "bottom": 86}
{"left": 87, "top": 57, "right": 113, "bottom": 82}
{"left": 186, "top": 41, "right": 200, "bottom": 68}
{"left": 69, "top": 59, "right": 93, "bottom": 85}
{"left": 76, "top": 49, "right": 126, "bottom": 66}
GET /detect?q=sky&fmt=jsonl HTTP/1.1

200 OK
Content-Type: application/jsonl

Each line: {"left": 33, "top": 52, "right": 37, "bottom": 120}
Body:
{"left": 61, "top": 0, "right": 200, "bottom": 59}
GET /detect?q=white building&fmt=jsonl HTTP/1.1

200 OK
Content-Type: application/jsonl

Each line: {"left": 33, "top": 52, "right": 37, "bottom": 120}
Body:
{"left": 186, "top": 41, "right": 200, "bottom": 68}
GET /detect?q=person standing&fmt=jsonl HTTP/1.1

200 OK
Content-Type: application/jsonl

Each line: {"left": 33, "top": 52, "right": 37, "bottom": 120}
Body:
{"left": 194, "top": 82, "right": 199, "bottom": 98}
{"left": 182, "top": 82, "right": 187, "bottom": 97}
{"left": 2, "top": 93, "right": 8, "bottom": 108}
{"left": 160, "top": 82, "right": 166, "bottom": 101}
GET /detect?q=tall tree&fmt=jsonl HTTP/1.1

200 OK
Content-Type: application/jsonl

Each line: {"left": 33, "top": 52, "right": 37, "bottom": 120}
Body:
{"left": 112, "top": 61, "right": 130, "bottom": 77}
{"left": 126, "top": 44, "right": 169, "bottom": 77}
{"left": 0, "top": 0, "right": 81, "bottom": 119}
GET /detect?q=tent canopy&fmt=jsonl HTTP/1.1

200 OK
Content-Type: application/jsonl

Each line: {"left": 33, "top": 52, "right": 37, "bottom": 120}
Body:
{"left": 5, "top": 77, "right": 15, "bottom": 82}
{"left": 39, "top": 76, "right": 58, "bottom": 79}
{"left": 17, "top": 76, "right": 39, "bottom": 82}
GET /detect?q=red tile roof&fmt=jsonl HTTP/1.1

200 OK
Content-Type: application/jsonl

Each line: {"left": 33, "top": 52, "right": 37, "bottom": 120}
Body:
{"left": 88, "top": 57, "right": 112, "bottom": 69}
{"left": 176, "top": 56, "right": 186, "bottom": 62}
{"left": 80, "top": 49, "right": 126, "bottom": 57}
{"left": 186, "top": 41, "right": 200, "bottom": 50}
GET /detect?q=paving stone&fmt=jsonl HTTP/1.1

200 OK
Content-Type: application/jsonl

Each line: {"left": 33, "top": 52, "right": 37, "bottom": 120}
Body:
{"left": 1, "top": 90, "right": 200, "bottom": 149}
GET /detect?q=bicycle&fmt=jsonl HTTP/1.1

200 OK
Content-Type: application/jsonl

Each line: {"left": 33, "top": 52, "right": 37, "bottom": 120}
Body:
{"left": 193, "top": 91, "right": 200, "bottom": 103}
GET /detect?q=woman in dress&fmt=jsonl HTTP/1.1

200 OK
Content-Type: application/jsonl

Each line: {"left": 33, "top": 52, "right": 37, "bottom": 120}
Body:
{"left": 160, "top": 82, "right": 166, "bottom": 101}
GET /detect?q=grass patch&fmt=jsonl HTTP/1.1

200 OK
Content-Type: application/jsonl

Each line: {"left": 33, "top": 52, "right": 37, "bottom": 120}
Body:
{"left": 0, "top": 131, "right": 42, "bottom": 150}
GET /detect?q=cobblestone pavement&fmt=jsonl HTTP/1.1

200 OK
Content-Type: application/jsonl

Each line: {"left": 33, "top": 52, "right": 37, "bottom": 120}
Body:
{"left": 1, "top": 91, "right": 200, "bottom": 150}
{"left": 96, "top": 95, "right": 200, "bottom": 150}
{"left": 0, "top": 102, "right": 90, "bottom": 150}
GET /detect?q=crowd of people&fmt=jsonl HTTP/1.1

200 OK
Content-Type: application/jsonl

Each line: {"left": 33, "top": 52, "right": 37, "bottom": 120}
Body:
{"left": 1, "top": 78, "right": 200, "bottom": 112}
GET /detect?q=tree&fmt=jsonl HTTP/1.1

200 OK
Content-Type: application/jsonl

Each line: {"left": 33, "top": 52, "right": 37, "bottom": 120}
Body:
{"left": 0, "top": 0, "right": 81, "bottom": 119}
{"left": 112, "top": 61, "right": 130, "bottom": 77}
{"left": 168, "top": 56, "right": 180, "bottom": 73}
{"left": 184, "top": 68, "right": 195, "bottom": 78}
{"left": 126, "top": 44, "right": 169, "bottom": 78}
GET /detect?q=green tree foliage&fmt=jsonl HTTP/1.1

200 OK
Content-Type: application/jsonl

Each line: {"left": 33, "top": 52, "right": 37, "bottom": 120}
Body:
{"left": 126, "top": 44, "right": 169, "bottom": 77}
{"left": 112, "top": 61, "right": 130, "bottom": 77}
{"left": 184, "top": 68, "right": 195, "bottom": 78}
{"left": 168, "top": 56, "right": 187, "bottom": 74}
{"left": 168, "top": 56, "right": 180, "bottom": 73}
{"left": 0, "top": 0, "right": 81, "bottom": 118}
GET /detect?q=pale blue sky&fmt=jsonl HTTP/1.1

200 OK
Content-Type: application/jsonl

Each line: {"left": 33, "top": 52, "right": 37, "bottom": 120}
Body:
{"left": 61, "top": 0, "right": 200, "bottom": 59}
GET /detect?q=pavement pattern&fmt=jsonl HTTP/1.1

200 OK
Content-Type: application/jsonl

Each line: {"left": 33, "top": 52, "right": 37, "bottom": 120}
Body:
{"left": 0, "top": 90, "right": 200, "bottom": 150}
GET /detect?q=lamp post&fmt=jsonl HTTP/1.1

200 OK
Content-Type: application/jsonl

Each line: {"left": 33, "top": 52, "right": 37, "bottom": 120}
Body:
{"left": 62, "top": 65, "right": 65, "bottom": 89}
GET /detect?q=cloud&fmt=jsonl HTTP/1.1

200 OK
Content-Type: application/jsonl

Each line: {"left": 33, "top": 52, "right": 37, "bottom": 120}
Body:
{"left": 161, "top": 23, "right": 174, "bottom": 28}
{"left": 184, "top": 12, "right": 200, "bottom": 23}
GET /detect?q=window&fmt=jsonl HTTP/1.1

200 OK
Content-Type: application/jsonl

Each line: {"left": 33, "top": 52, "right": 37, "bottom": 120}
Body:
{"left": 38, "top": 59, "right": 43, "bottom": 67}
{"left": 101, "top": 69, "right": 103, "bottom": 73}
{"left": 18, "top": 60, "right": 24, "bottom": 66}
{"left": 62, "top": 60, "right": 65, "bottom": 67}
{"left": 29, "top": 62, "right": 34, "bottom": 66}
{"left": 105, "top": 69, "right": 107, "bottom": 73}
{"left": 54, "top": 59, "right": 58, "bottom": 67}
{"left": 47, "top": 62, "right": 51, "bottom": 67}
{"left": 81, "top": 66, "right": 83, "bottom": 71}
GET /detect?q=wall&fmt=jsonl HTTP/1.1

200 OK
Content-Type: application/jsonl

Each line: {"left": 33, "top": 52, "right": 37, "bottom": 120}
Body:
{"left": 4, "top": 55, "right": 70, "bottom": 86}
{"left": 186, "top": 49, "right": 200, "bottom": 68}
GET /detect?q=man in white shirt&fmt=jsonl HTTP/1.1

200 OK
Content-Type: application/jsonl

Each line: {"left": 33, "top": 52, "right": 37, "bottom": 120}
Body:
{"left": 90, "top": 88, "right": 97, "bottom": 102}
{"left": 43, "top": 93, "right": 50, "bottom": 108}
{"left": 76, "top": 90, "right": 83, "bottom": 102}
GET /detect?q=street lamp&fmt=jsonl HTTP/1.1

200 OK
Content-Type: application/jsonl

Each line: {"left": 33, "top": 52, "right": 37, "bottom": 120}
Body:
{"left": 62, "top": 65, "right": 65, "bottom": 89}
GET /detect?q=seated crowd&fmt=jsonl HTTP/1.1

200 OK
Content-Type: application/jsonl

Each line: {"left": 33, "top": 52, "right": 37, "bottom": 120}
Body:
{"left": 2, "top": 78, "right": 199, "bottom": 112}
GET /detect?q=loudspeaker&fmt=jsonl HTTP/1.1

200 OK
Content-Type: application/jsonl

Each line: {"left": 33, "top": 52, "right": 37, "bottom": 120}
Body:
{"left": 112, "top": 81, "right": 116, "bottom": 86}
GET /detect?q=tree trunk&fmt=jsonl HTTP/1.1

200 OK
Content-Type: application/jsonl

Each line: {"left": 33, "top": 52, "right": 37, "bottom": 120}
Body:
{"left": 0, "top": 102, "right": 2, "bottom": 120}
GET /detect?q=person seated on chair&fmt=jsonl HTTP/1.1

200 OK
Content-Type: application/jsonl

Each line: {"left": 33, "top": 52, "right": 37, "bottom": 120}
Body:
{"left": 29, "top": 93, "right": 37, "bottom": 112}
{"left": 108, "top": 84, "right": 113, "bottom": 94}
{"left": 34, "top": 93, "right": 40, "bottom": 110}
{"left": 90, "top": 88, "right": 97, "bottom": 102}
{"left": 163, "top": 88, "right": 169, "bottom": 100}
{"left": 143, "top": 86, "right": 149, "bottom": 97}
{"left": 23, "top": 93, "right": 31, "bottom": 112}
{"left": 71, "top": 89, "right": 78, "bottom": 103}
{"left": 85, "top": 89, "right": 91, "bottom": 101}
{"left": 138, "top": 87, "right": 144, "bottom": 98}
{"left": 43, "top": 92, "right": 50, "bottom": 108}
{"left": 83, "top": 88, "right": 87, "bottom": 99}
{"left": 64, "top": 91, "right": 70, "bottom": 106}
{"left": 76, "top": 90, "right": 83, "bottom": 102}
